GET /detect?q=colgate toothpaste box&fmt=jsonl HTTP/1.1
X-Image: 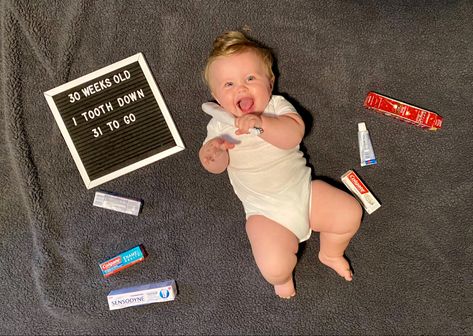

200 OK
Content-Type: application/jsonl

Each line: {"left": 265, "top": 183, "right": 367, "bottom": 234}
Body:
{"left": 100, "top": 245, "right": 147, "bottom": 278}
{"left": 341, "top": 170, "right": 381, "bottom": 214}
{"left": 363, "top": 92, "right": 443, "bottom": 130}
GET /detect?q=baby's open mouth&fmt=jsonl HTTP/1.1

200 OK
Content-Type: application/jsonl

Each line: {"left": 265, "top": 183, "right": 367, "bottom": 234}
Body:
{"left": 237, "top": 97, "right": 254, "bottom": 113}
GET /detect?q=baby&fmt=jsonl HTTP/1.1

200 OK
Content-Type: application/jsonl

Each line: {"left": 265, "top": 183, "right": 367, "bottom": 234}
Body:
{"left": 199, "top": 31, "right": 362, "bottom": 298}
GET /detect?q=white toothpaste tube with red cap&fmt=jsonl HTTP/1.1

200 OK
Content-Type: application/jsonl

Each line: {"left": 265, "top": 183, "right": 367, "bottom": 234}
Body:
{"left": 202, "top": 102, "right": 263, "bottom": 136}
{"left": 341, "top": 170, "right": 381, "bottom": 214}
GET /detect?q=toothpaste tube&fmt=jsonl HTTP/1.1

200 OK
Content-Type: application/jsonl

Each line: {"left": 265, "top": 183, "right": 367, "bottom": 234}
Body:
{"left": 202, "top": 102, "right": 263, "bottom": 136}
{"left": 99, "top": 245, "right": 147, "bottom": 277}
{"left": 358, "top": 122, "right": 377, "bottom": 167}
{"left": 107, "top": 280, "right": 177, "bottom": 310}
{"left": 341, "top": 170, "right": 381, "bottom": 214}
{"left": 363, "top": 91, "right": 443, "bottom": 130}
{"left": 93, "top": 191, "right": 143, "bottom": 216}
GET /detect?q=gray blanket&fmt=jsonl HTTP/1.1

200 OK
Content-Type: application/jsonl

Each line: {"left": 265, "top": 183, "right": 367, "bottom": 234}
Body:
{"left": 1, "top": 0, "right": 472, "bottom": 334}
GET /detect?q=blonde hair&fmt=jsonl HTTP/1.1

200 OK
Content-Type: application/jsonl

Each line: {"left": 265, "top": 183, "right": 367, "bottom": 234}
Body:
{"left": 203, "top": 31, "right": 275, "bottom": 87}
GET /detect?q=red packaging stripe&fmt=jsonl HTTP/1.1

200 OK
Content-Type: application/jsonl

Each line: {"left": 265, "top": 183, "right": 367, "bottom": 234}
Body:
{"left": 101, "top": 256, "right": 122, "bottom": 271}
{"left": 103, "top": 259, "right": 143, "bottom": 278}
{"left": 348, "top": 172, "right": 368, "bottom": 194}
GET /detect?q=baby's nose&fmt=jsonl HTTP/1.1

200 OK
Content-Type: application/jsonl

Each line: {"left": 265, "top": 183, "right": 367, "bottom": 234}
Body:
{"left": 237, "top": 83, "right": 248, "bottom": 92}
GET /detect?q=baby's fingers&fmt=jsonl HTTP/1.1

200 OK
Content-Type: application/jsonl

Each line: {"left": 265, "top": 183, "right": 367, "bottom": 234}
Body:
{"left": 214, "top": 138, "right": 234, "bottom": 150}
{"left": 222, "top": 141, "right": 235, "bottom": 150}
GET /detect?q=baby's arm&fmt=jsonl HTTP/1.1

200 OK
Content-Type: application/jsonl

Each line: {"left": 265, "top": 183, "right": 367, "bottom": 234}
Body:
{"left": 199, "top": 137, "right": 235, "bottom": 174}
{"left": 236, "top": 113, "right": 305, "bottom": 149}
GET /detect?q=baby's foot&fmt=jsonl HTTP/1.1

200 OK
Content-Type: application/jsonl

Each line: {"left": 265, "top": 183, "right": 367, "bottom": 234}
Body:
{"left": 318, "top": 252, "right": 353, "bottom": 281}
{"left": 274, "top": 279, "right": 296, "bottom": 299}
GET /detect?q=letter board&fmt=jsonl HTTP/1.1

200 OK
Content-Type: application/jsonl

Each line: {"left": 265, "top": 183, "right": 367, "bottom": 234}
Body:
{"left": 44, "top": 53, "right": 184, "bottom": 189}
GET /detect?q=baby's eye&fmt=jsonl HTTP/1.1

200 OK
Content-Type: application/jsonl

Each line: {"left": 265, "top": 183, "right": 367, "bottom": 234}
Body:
{"left": 224, "top": 82, "right": 233, "bottom": 87}
{"left": 247, "top": 75, "right": 255, "bottom": 81}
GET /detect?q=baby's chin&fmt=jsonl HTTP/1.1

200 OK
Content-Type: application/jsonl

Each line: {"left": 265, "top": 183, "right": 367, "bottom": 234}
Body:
{"left": 224, "top": 105, "right": 247, "bottom": 117}
{"left": 239, "top": 108, "right": 254, "bottom": 115}
{"left": 234, "top": 108, "right": 259, "bottom": 117}
{"left": 223, "top": 104, "right": 263, "bottom": 116}
{"left": 235, "top": 103, "right": 265, "bottom": 116}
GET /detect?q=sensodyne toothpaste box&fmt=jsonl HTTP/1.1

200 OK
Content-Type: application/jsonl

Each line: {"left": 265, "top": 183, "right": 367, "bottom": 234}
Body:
{"left": 107, "top": 280, "right": 177, "bottom": 310}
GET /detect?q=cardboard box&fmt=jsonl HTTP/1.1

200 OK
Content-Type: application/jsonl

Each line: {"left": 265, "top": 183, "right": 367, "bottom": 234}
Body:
{"left": 93, "top": 191, "right": 143, "bottom": 216}
{"left": 99, "top": 245, "right": 146, "bottom": 277}
{"left": 107, "top": 280, "right": 177, "bottom": 310}
{"left": 364, "top": 92, "right": 443, "bottom": 130}
{"left": 341, "top": 170, "right": 381, "bottom": 214}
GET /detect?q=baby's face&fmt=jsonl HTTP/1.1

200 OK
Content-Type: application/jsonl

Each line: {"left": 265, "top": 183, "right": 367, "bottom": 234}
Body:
{"left": 208, "top": 50, "right": 273, "bottom": 117}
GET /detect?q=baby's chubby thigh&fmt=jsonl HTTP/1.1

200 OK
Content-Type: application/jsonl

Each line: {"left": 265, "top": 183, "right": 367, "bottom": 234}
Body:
{"left": 309, "top": 179, "right": 362, "bottom": 234}
{"left": 245, "top": 215, "right": 299, "bottom": 284}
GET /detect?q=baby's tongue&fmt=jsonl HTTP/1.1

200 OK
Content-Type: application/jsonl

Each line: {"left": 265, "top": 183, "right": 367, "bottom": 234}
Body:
{"left": 238, "top": 97, "right": 254, "bottom": 113}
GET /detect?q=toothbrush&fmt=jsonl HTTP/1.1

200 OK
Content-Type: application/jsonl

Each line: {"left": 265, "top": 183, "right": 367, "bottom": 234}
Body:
{"left": 201, "top": 102, "right": 263, "bottom": 136}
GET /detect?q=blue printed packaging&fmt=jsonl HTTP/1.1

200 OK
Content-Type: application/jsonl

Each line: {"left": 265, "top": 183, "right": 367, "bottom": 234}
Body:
{"left": 99, "top": 245, "right": 146, "bottom": 277}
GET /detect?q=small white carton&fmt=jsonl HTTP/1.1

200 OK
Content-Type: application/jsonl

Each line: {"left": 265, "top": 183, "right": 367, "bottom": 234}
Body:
{"left": 93, "top": 191, "right": 142, "bottom": 216}
{"left": 341, "top": 170, "right": 381, "bottom": 214}
{"left": 107, "top": 279, "right": 177, "bottom": 310}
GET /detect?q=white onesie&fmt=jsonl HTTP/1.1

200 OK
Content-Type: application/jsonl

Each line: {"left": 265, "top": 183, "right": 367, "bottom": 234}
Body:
{"left": 204, "top": 95, "right": 312, "bottom": 242}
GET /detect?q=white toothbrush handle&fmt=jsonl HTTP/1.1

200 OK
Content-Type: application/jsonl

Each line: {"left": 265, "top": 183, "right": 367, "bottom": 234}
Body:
{"left": 201, "top": 102, "right": 263, "bottom": 136}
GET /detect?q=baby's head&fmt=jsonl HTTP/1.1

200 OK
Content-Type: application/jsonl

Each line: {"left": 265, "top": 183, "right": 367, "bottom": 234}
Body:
{"left": 204, "top": 31, "right": 275, "bottom": 87}
{"left": 204, "top": 31, "right": 275, "bottom": 116}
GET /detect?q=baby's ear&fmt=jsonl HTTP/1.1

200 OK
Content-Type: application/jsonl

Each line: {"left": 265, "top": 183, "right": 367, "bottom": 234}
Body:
{"left": 211, "top": 92, "right": 221, "bottom": 105}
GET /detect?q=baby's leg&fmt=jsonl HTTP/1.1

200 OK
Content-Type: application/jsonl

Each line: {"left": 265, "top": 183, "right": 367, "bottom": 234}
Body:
{"left": 310, "top": 180, "right": 362, "bottom": 281}
{"left": 246, "top": 215, "right": 299, "bottom": 298}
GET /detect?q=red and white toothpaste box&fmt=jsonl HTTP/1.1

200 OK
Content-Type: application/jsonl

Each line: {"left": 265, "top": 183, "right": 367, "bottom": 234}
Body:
{"left": 341, "top": 170, "right": 381, "bottom": 214}
{"left": 363, "top": 92, "right": 443, "bottom": 131}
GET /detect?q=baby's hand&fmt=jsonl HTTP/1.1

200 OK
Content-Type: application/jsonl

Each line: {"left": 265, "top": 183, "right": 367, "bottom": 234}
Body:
{"left": 235, "top": 114, "right": 263, "bottom": 135}
{"left": 201, "top": 137, "right": 235, "bottom": 165}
